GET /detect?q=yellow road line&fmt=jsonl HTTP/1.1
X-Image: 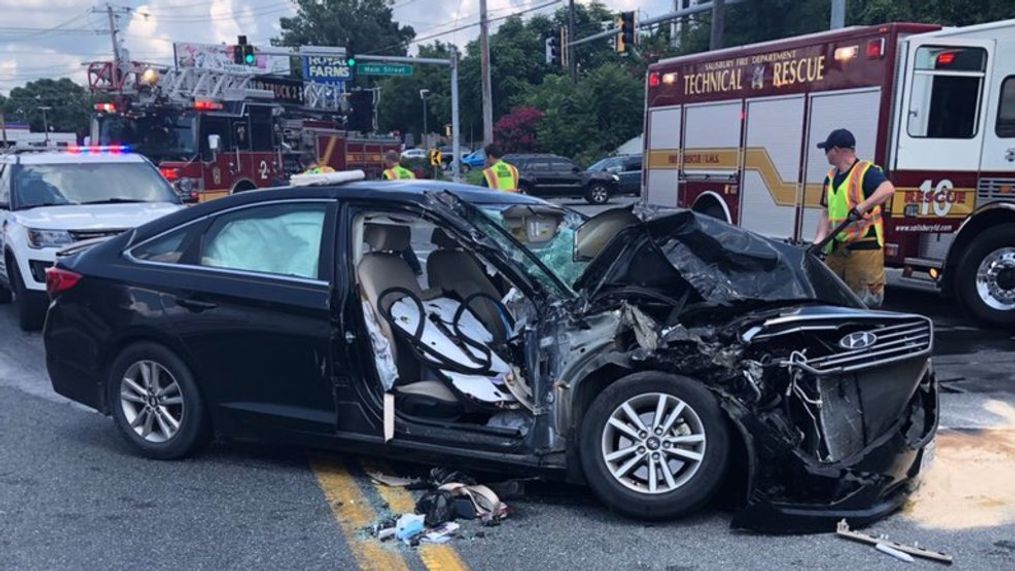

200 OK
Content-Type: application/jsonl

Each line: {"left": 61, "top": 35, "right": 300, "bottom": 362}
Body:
{"left": 310, "top": 455, "right": 409, "bottom": 571}
{"left": 363, "top": 461, "right": 471, "bottom": 571}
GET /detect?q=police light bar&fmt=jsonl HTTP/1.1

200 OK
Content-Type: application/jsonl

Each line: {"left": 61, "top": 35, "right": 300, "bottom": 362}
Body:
{"left": 289, "top": 170, "right": 366, "bottom": 187}
{"left": 94, "top": 103, "right": 117, "bottom": 113}
{"left": 66, "top": 145, "right": 133, "bottom": 154}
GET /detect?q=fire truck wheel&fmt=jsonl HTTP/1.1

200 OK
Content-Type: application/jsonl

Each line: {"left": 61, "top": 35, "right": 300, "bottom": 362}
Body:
{"left": 693, "top": 200, "right": 727, "bottom": 223}
{"left": 956, "top": 223, "right": 1015, "bottom": 328}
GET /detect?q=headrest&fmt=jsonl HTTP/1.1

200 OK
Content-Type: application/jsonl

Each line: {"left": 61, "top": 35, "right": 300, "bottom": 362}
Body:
{"left": 431, "top": 228, "right": 460, "bottom": 249}
{"left": 364, "top": 223, "right": 411, "bottom": 252}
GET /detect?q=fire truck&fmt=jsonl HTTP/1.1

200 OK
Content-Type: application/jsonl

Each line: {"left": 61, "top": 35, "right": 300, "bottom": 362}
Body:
{"left": 86, "top": 60, "right": 400, "bottom": 202}
{"left": 643, "top": 19, "right": 1015, "bottom": 326}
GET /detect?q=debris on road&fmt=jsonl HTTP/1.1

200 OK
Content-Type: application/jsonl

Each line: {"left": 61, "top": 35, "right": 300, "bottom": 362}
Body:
{"left": 394, "top": 513, "right": 426, "bottom": 542}
{"left": 366, "top": 470, "right": 418, "bottom": 488}
{"left": 836, "top": 519, "right": 953, "bottom": 565}
{"left": 422, "top": 522, "right": 461, "bottom": 544}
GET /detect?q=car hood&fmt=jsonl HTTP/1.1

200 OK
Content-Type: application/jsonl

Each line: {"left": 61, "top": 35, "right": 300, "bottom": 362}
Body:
{"left": 13, "top": 202, "right": 183, "bottom": 231}
{"left": 573, "top": 205, "right": 864, "bottom": 309}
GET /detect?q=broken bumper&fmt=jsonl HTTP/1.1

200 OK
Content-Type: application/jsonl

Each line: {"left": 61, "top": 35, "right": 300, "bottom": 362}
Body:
{"left": 730, "top": 366, "right": 938, "bottom": 534}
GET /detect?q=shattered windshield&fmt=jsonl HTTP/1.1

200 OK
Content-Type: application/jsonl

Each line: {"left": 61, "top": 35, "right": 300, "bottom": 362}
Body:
{"left": 478, "top": 204, "right": 590, "bottom": 289}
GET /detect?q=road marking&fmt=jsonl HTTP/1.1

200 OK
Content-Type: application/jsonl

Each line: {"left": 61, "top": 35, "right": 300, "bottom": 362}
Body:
{"left": 364, "top": 461, "right": 470, "bottom": 571}
{"left": 310, "top": 455, "right": 409, "bottom": 571}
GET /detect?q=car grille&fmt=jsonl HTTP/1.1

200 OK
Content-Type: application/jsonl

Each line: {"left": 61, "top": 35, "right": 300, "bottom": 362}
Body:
{"left": 69, "top": 229, "right": 127, "bottom": 242}
{"left": 798, "top": 318, "right": 932, "bottom": 374}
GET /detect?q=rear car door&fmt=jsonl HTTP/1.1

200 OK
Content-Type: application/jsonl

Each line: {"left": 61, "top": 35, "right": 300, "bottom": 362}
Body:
{"left": 148, "top": 199, "right": 339, "bottom": 434}
{"left": 619, "top": 156, "right": 643, "bottom": 194}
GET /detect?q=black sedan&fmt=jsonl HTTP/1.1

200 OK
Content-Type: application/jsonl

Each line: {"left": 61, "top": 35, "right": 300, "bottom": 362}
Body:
{"left": 44, "top": 178, "right": 937, "bottom": 531}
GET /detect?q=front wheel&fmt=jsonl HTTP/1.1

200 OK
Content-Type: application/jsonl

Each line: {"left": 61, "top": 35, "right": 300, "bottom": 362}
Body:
{"left": 108, "top": 342, "right": 212, "bottom": 459}
{"left": 8, "top": 261, "right": 45, "bottom": 331}
{"left": 579, "top": 372, "right": 730, "bottom": 520}
{"left": 586, "top": 183, "right": 611, "bottom": 205}
{"left": 955, "top": 223, "right": 1015, "bottom": 327}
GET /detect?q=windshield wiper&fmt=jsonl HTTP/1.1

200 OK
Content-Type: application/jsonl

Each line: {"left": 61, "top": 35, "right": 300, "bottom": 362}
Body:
{"left": 80, "top": 198, "right": 147, "bottom": 205}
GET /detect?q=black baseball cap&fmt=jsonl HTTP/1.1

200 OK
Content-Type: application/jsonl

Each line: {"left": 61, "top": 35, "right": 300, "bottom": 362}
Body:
{"left": 816, "top": 128, "right": 856, "bottom": 150}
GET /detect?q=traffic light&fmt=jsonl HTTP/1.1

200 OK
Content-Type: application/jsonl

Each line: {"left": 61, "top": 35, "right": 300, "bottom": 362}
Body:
{"left": 545, "top": 35, "right": 560, "bottom": 66}
{"left": 345, "top": 42, "right": 356, "bottom": 69}
{"left": 616, "top": 11, "right": 636, "bottom": 54}
{"left": 347, "top": 90, "right": 374, "bottom": 133}
{"left": 234, "top": 35, "right": 255, "bottom": 65}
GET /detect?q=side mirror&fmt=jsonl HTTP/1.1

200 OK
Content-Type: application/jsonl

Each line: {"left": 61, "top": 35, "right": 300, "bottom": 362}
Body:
{"left": 208, "top": 134, "right": 221, "bottom": 152}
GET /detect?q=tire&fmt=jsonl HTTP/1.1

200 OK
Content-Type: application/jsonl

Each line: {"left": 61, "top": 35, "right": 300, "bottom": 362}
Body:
{"left": 579, "top": 371, "right": 730, "bottom": 520}
{"left": 461, "top": 164, "right": 471, "bottom": 174}
{"left": 108, "top": 342, "right": 212, "bottom": 460}
{"left": 955, "top": 223, "right": 1015, "bottom": 328}
{"left": 8, "top": 260, "right": 45, "bottom": 331}
{"left": 516, "top": 183, "right": 530, "bottom": 195}
{"left": 586, "top": 183, "right": 611, "bottom": 205}
{"left": 0, "top": 281, "right": 11, "bottom": 304}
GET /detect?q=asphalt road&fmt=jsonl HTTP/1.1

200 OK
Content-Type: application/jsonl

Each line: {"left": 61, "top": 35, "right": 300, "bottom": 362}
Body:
{"left": 1, "top": 198, "right": 1013, "bottom": 569}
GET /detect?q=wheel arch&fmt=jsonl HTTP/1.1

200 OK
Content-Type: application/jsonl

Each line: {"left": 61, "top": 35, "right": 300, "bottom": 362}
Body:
{"left": 942, "top": 202, "right": 1015, "bottom": 297}
{"left": 231, "top": 179, "right": 258, "bottom": 194}
{"left": 565, "top": 364, "right": 753, "bottom": 501}
{"left": 691, "top": 191, "right": 732, "bottom": 224}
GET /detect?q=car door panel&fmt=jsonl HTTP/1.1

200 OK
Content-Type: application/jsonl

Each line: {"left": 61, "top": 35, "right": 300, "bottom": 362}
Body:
{"left": 158, "top": 201, "right": 339, "bottom": 435}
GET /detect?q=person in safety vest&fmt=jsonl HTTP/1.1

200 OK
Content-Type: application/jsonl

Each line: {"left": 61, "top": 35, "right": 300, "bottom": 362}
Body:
{"left": 382, "top": 150, "right": 416, "bottom": 180}
{"left": 480, "top": 144, "right": 519, "bottom": 192}
{"left": 813, "top": 128, "right": 895, "bottom": 307}
{"left": 300, "top": 151, "right": 335, "bottom": 175}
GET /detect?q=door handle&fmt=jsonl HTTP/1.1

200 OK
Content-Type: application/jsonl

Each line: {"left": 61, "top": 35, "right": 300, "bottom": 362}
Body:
{"left": 175, "top": 297, "right": 217, "bottom": 312}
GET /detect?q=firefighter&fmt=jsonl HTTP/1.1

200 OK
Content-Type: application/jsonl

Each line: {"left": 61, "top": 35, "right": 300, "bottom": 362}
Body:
{"left": 814, "top": 128, "right": 896, "bottom": 307}
{"left": 480, "top": 144, "right": 519, "bottom": 192}
{"left": 382, "top": 150, "right": 416, "bottom": 180}
{"left": 300, "top": 151, "right": 335, "bottom": 174}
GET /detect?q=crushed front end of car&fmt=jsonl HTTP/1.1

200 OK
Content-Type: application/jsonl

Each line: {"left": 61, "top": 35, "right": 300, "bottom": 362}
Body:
{"left": 563, "top": 208, "right": 938, "bottom": 533}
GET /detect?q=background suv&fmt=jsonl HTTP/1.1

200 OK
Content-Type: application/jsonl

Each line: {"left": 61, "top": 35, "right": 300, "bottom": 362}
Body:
{"left": 505, "top": 153, "right": 619, "bottom": 204}
{"left": 587, "top": 154, "right": 642, "bottom": 196}
{"left": 0, "top": 148, "right": 181, "bottom": 330}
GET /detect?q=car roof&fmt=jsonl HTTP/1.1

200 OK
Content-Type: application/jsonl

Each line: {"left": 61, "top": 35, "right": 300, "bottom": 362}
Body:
{"left": 131, "top": 179, "right": 553, "bottom": 242}
{"left": 5, "top": 151, "right": 149, "bottom": 165}
{"left": 504, "top": 153, "right": 566, "bottom": 160}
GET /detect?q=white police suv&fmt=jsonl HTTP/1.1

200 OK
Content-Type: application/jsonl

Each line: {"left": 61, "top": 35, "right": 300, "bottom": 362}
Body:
{"left": 0, "top": 146, "right": 182, "bottom": 330}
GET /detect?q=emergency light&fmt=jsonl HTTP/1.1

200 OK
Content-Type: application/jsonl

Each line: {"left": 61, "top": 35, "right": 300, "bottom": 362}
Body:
{"left": 648, "top": 72, "right": 661, "bottom": 88}
{"left": 194, "top": 100, "right": 224, "bottom": 111}
{"left": 66, "top": 145, "right": 133, "bottom": 154}
{"left": 160, "top": 167, "right": 180, "bottom": 181}
{"left": 94, "top": 103, "right": 117, "bottom": 113}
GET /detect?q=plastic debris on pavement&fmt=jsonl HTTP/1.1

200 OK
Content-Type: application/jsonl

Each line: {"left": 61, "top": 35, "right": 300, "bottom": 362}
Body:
{"left": 395, "top": 514, "right": 426, "bottom": 542}
{"left": 422, "top": 522, "right": 461, "bottom": 544}
{"left": 366, "top": 470, "right": 417, "bottom": 488}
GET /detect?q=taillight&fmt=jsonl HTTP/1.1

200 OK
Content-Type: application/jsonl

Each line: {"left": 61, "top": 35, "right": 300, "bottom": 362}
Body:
{"left": 45, "top": 268, "right": 82, "bottom": 296}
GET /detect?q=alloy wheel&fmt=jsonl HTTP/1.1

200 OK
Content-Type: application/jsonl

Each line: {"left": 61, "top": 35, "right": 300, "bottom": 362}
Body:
{"left": 600, "top": 392, "right": 707, "bottom": 495}
{"left": 119, "top": 360, "right": 185, "bottom": 443}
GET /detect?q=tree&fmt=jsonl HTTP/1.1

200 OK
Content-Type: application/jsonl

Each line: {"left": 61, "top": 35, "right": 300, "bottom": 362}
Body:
{"left": 274, "top": 0, "right": 415, "bottom": 55}
{"left": 2, "top": 78, "right": 91, "bottom": 136}
{"left": 494, "top": 106, "right": 544, "bottom": 153}
{"left": 375, "top": 42, "right": 455, "bottom": 141}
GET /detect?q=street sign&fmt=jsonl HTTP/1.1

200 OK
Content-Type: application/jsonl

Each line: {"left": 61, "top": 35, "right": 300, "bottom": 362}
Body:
{"left": 359, "top": 63, "right": 414, "bottom": 76}
{"left": 429, "top": 148, "right": 443, "bottom": 167}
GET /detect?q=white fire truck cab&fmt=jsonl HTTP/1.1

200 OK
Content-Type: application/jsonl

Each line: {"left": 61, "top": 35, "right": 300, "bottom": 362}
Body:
{"left": 643, "top": 19, "right": 1015, "bottom": 326}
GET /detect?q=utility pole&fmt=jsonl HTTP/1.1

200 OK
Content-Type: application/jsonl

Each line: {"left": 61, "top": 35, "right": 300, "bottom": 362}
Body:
{"left": 92, "top": 3, "right": 130, "bottom": 89}
{"left": 830, "top": 0, "right": 845, "bottom": 29}
{"left": 479, "top": 0, "right": 493, "bottom": 146}
{"left": 679, "top": 0, "right": 691, "bottom": 50}
{"left": 568, "top": 0, "right": 576, "bottom": 82}
{"left": 709, "top": 0, "right": 725, "bottom": 50}
{"left": 39, "top": 106, "right": 52, "bottom": 144}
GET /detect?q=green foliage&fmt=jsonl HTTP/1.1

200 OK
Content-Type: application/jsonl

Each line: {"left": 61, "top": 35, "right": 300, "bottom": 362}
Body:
{"left": 2, "top": 78, "right": 91, "bottom": 135}
{"left": 376, "top": 42, "right": 455, "bottom": 136}
{"left": 274, "top": 0, "right": 415, "bottom": 55}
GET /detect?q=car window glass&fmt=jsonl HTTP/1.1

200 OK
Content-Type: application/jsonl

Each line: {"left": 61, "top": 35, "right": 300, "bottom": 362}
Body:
{"left": 12, "top": 163, "right": 178, "bottom": 208}
{"left": 131, "top": 227, "right": 192, "bottom": 264}
{"left": 200, "top": 203, "right": 327, "bottom": 280}
{"left": 998, "top": 76, "right": 1015, "bottom": 138}
{"left": 551, "top": 159, "right": 575, "bottom": 171}
{"left": 529, "top": 161, "right": 550, "bottom": 172}
{"left": 624, "top": 157, "right": 643, "bottom": 171}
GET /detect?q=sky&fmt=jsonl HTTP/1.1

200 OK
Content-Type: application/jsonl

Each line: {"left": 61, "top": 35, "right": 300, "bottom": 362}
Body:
{"left": 0, "top": 0, "right": 680, "bottom": 96}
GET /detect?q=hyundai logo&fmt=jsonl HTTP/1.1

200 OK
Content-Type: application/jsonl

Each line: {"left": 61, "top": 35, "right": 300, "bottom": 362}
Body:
{"left": 839, "top": 331, "right": 878, "bottom": 350}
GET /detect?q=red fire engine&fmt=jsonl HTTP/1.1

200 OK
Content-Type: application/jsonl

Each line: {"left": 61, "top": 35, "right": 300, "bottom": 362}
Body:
{"left": 86, "top": 60, "right": 400, "bottom": 202}
{"left": 643, "top": 20, "right": 1015, "bottom": 326}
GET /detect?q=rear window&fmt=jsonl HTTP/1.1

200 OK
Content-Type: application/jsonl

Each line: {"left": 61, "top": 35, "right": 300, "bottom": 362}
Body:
{"left": 13, "top": 162, "right": 179, "bottom": 210}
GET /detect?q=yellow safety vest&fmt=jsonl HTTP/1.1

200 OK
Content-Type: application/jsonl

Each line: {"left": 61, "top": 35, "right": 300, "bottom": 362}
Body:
{"left": 304, "top": 165, "right": 336, "bottom": 174}
{"left": 383, "top": 166, "right": 416, "bottom": 180}
{"left": 482, "top": 160, "right": 520, "bottom": 192}
{"left": 825, "top": 160, "right": 884, "bottom": 252}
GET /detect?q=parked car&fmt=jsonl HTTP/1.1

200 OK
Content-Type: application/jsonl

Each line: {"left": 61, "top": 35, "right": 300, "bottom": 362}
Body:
{"left": 45, "top": 176, "right": 937, "bottom": 531}
{"left": 587, "top": 154, "right": 642, "bottom": 195}
{"left": 401, "top": 148, "right": 428, "bottom": 160}
{"left": 0, "top": 147, "right": 182, "bottom": 330}
{"left": 505, "top": 153, "right": 619, "bottom": 205}
{"left": 458, "top": 148, "right": 486, "bottom": 172}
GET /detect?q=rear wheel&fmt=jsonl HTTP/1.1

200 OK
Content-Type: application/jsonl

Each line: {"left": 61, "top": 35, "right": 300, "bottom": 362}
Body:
{"left": 8, "top": 259, "right": 45, "bottom": 331}
{"left": 586, "top": 183, "right": 611, "bottom": 205}
{"left": 694, "top": 199, "right": 727, "bottom": 223}
{"left": 108, "top": 342, "right": 211, "bottom": 460}
{"left": 955, "top": 223, "right": 1015, "bottom": 327}
{"left": 579, "top": 372, "right": 730, "bottom": 520}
